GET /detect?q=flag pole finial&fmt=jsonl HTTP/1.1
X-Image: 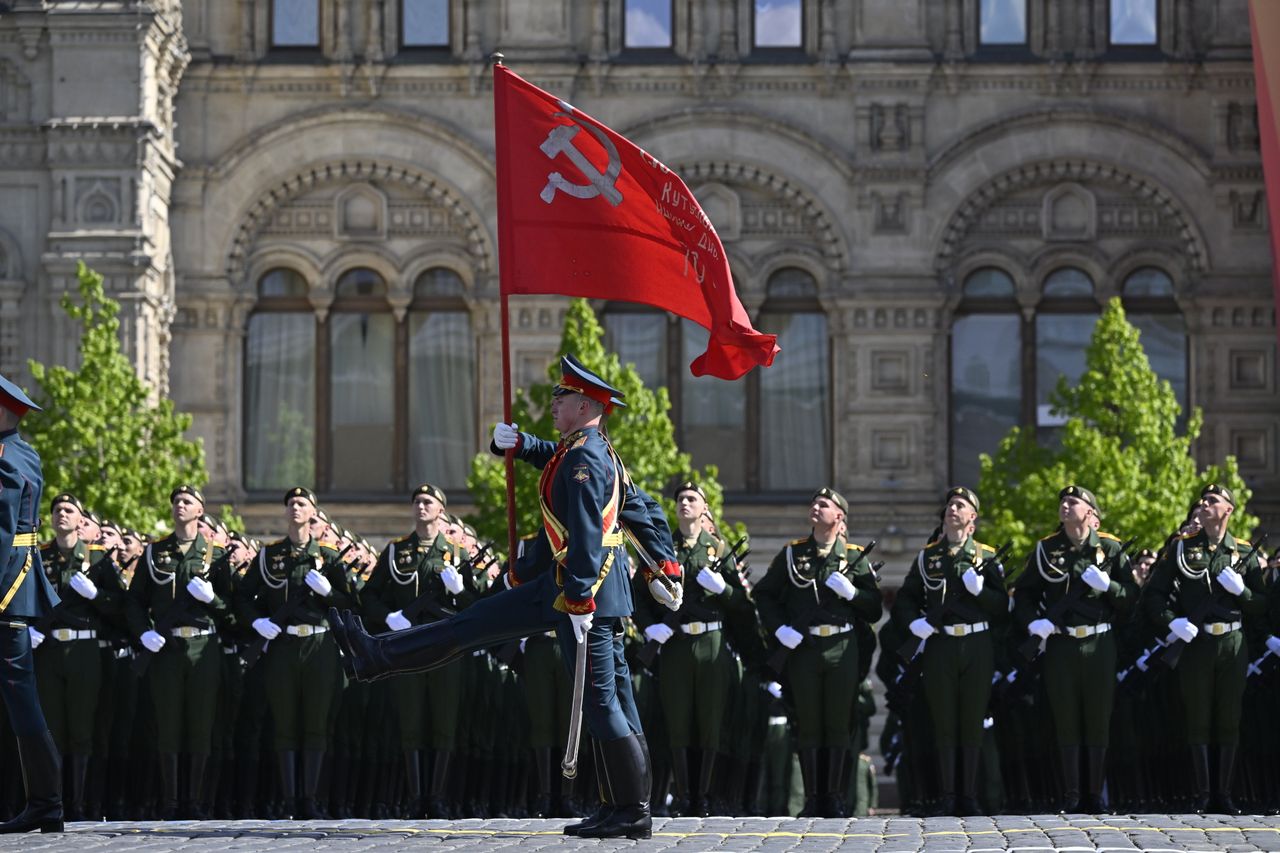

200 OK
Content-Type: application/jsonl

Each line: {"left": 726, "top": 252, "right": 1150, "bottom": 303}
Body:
{"left": 491, "top": 52, "right": 505, "bottom": 66}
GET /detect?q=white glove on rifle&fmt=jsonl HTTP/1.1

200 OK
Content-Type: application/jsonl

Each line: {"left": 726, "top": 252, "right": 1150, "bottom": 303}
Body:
{"left": 252, "top": 618, "right": 282, "bottom": 641}
{"left": 824, "top": 572, "right": 856, "bottom": 601}
{"left": 1028, "top": 618, "right": 1055, "bottom": 639}
{"left": 775, "top": 624, "right": 803, "bottom": 650}
{"left": 766, "top": 681, "right": 783, "bottom": 699}
{"left": 1267, "top": 635, "right": 1280, "bottom": 657}
{"left": 69, "top": 572, "right": 99, "bottom": 601}
{"left": 962, "top": 568, "right": 984, "bottom": 596}
{"left": 28, "top": 626, "right": 43, "bottom": 649}
{"left": 569, "top": 612, "right": 594, "bottom": 644}
{"left": 386, "top": 611, "right": 411, "bottom": 632}
{"left": 186, "top": 576, "right": 215, "bottom": 604}
{"left": 304, "top": 569, "right": 332, "bottom": 597}
{"left": 644, "top": 623, "right": 674, "bottom": 645}
{"left": 909, "top": 617, "right": 936, "bottom": 640}
{"left": 141, "top": 630, "right": 166, "bottom": 653}
{"left": 440, "top": 565, "right": 465, "bottom": 595}
{"left": 1216, "top": 567, "right": 1245, "bottom": 596}
{"left": 492, "top": 422, "right": 520, "bottom": 450}
{"left": 1081, "top": 566, "right": 1110, "bottom": 593}
{"left": 1170, "top": 616, "right": 1198, "bottom": 643}
{"left": 696, "top": 568, "right": 727, "bottom": 595}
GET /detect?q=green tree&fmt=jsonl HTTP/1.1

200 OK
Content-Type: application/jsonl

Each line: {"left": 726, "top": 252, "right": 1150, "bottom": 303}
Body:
{"left": 978, "top": 298, "right": 1256, "bottom": 573}
{"left": 24, "top": 261, "right": 210, "bottom": 537}
{"left": 467, "top": 299, "right": 741, "bottom": 549}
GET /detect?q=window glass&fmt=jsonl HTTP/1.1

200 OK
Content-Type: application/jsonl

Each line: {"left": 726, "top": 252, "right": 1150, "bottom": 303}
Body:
{"left": 272, "top": 0, "right": 320, "bottom": 47}
{"left": 245, "top": 314, "right": 315, "bottom": 490}
{"left": 259, "top": 268, "right": 308, "bottom": 298}
{"left": 1111, "top": 0, "right": 1158, "bottom": 45}
{"left": 1043, "top": 267, "right": 1094, "bottom": 299}
{"left": 329, "top": 313, "right": 395, "bottom": 490}
{"left": 604, "top": 313, "right": 666, "bottom": 390}
{"left": 625, "top": 0, "right": 673, "bottom": 48}
{"left": 1122, "top": 267, "right": 1174, "bottom": 298}
{"left": 1035, "top": 314, "right": 1098, "bottom": 426}
{"left": 757, "top": 311, "right": 828, "bottom": 490}
{"left": 413, "top": 268, "right": 466, "bottom": 300}
{"left": 951, "top": 315, "right": 1021, "bottom": 488}
{"left": 408, "top": 311, "right": 475, "bottom": 490}
{"left": 336, "top": 268, "right": 387, "bottom": 299}
{"left": 682, "top": 321, "right": 746, "bottom": 490}
{"left": 754, "top": 0, "right": 802, "bottom": 48}
{"left": 766, "top": 267, "right": 818, "bottom": 299}
{"left": 963, "top": 267, "right": 1016, "bottom": 299}
{"left": 1129, "top": 313, "right": 1187, "bottom": 411}
{"left": 979, "top": 0, "right": 1027, "bottom": 44}
{"left": 403, "top": 0, "right": 449, "bottom": 47}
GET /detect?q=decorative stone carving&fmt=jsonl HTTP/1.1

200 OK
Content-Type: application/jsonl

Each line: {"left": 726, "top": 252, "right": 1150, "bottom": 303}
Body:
{"left": 1041, "top": 183, "right": 1096, "bottom": 242}
{"left": 694, "top": 182, "right": 742, "bottom": 241}
{"left": 1229, "top": 350, "right": 1270, "bottom": 391}
{"left": 75, "top": 178, "right": 122, "bottom": 225}
{"left": 872, "top": 191, "right": 907, "bottom": 233}
{"left": 1226, "top": 102, "right": 1260, "bottom": 153}
{"left": 1229, "top": 190, "right": 1265, "bottom": 230}
{"left": 869, "top": 103, "right": 909, "bottom": 151}
{"left": 335, "top": 183, "right": 388, "bottom": 240}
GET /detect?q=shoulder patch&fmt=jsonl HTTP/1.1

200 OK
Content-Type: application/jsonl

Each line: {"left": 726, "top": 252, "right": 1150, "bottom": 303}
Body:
{"left": 846, "top": 543, "right": 863, "bottom": 552}
{"left": 319, "top": 543, "right": 338, "bottom": 554}
{"left": 396, "top": 534, "right": 414, "bottom": 544}
{"left": 976, "top": 542, "right": 995, "bottom": 554}
{"left": 790, "top": 537, "right": 808, "bottom": 546}
{"left": 1176, "top": 532, "right": 1196, "bottom": 541}
{"left": 1237, "top": 539, "right": 1252, "bottom": 549}
{"left": 1039, "top": 532, "right": 1059, "bottom": 542}
{"left": 1098, "top": 531, "right": 1121, "bottom": 541}
{"left": 88, "top": 544, "right": 105, "bottom": 552}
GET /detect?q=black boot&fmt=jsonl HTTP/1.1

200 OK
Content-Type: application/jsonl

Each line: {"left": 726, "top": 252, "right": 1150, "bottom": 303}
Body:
{"left": 1058, "top": 746, "right": 1081, "bottom": 813}
{"left": 425, "top": 750, "right": 452, "bottom": 819}
{"left": 236, "top": 753, "right": 259, "bottom": 820}
{"left": 564, "top": 740, "right": 612, "bottom": 836}
{"left": 956, "top": 747, "right": 983, "bottom": 816}
{"left": 330, "top": 754, "right": 352, "bottom": 819}
{"left": 276, "top": 751, "right": 298, "bottom": 819}
{"left": 327, "top": 609, "right": 465, "bottom": 682}
{"left": 64, "top": 753, "right": 88, "bottom": 822}
{"left": 579, "top": 734, "right": 651, "bottom": 839}
{"left": 1082, "top": 747, "right": 1109, "bottom": 814}
{"left": 1189, "top": 744, "right": 1210, "bottom": 814}
{"left": 931, "top": 748, "right": 956, "bottom": 817}
{"left": 695, "top": 749, "right": 717, "bottom": 817}
{"left": 822, "top": 748, "right": 848, "bottom": 819}
{"left": 531, "top": 748, "right": 553, "bottom": 818}
{"left": 186, "top": 753, "right": 209, "bottom": 819}
{"left": 0, "top": 731, "right": 63, "bottom": 833}
{"left": 298, "top": 751, "right": 326, "bottom": 819}
{"left": 158, "top": 753, "right": 180, "bottom": 820}
{"left": 1210, "top": 745, "right": 1241, "bottom": 815}
{"left": 403, "top": 751, "right": 424, "bottom": 818}
{"left": 669, "top": 747, "right": 691, "bottom": 816}
{"left": 796, "top": 748, "right": 822, "bottom": 818}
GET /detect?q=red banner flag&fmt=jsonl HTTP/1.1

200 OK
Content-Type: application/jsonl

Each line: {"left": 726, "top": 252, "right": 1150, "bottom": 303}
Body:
{"left": 1251, "top": 0, "right": 1280, "bottom": 353}
{"left": 493, "top": 64, "right": 779, "bottom": 380}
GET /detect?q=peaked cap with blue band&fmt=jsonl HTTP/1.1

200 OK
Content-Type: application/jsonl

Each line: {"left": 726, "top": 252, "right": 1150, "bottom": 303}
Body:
{"left": 553, "top": 354, "right": 626, "bottom": 414}
{"left": 0, "top": 372, "right": 41, "bottom": 417}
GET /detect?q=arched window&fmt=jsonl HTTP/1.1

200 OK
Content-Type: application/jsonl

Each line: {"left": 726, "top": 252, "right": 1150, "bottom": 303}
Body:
{"left": 327, "top": 269, "right": 394, "bottom": 492}
{"left": 408, "top": 268, "right": 475, "bottom": 490}
{"left": 1122, "top": 267, "right": 1186, "bottom": 410}
{"left": 245, "top": 269, "right": 316, "bottom": 491}
{"left": 604, "top": 305, "right": 668, "bottom": 391}
{"left": 1036, "top": 268, "right": 1099, "bottom": 429}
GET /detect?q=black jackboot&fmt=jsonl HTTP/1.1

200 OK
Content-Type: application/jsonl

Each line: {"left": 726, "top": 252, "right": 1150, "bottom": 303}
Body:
{"left": 1210, "top": 745, "right": 1241, "bottom": 815}
{"left": 329, "top": 753, "right": 352, "bottom": 819}
{"left": 531, "top": 748, "right": 553, "bottom": 818}
{"left": 1189, "top": 744, "right": 1211, "bottom": 814}
{"left": 822, "top": 748, "right": 849, "bottom": 819}
{"left": 1082, "top": 747, "right": 1109, "bottom": 814}
{"left": 327, "top": 609, "right": 465, "bottom": 682}
{"left": 1058, "top": 746, "right": 1082, "bottom": 813}
{"left": 64, "top": 753, "right": 88, "bottom": 822}
{"left": 0, "top": 731, "right": 63, "bottom": 833}
{"left": 186, "top": 753, "right": 209, "bottom": 819}
{"left": 669, "top": 747, "right": 691, "bottom": 816}
{"left": 797, "top": 748, "right": 822, "bottom": 817}
{"left": 956, "top": 747, "right": 983, "bottom": 816}
{"left": 578, "top": 734, "right": 651, "bottom": 839}
{"left": 157, "top": 753, "right": 180, "bottom": 820}
{"left": 425, "top": 750, "right": 452, "bottom": 819}
{"left": 695, "top": 749, "right": 717, "bottom": 817}
{"left": 931, "top": 748, "right": 956, "bottom": 817}
{"left": 298, "top": 751, "right": 326, "bottom": 819}
{"left": 403, "top": 751, "right": 424, "bottom": 818}
{"left": 276, "top": 751, "right": 298, "bottom": 819}
{"left": 564, "top": 740, "right": 612, "bottom": 836}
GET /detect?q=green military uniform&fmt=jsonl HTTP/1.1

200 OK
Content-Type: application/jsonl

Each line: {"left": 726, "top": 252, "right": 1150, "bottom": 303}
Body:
{"left": 635, "top": 525, "right": 744, "bottom": 816}
{"left": 362, "top": 527, "right": 469, "bottom": 818}
{"left": 753, "top": 490, "right": 881, "bottom": 818}
{"left": 126, "top": 527, "right": 232, "bottom": 817}
{"left": 34, "top": 535, "right": 119, "bottom": 819}
{"left": 892, "top": 523, "right": 1005, "bottom": 815}
{"left": 1013, "top": 485, "right": 1133, "bottom": 812}
{"left": 1142, "top": 489, "right": 1266, "bottom": 813}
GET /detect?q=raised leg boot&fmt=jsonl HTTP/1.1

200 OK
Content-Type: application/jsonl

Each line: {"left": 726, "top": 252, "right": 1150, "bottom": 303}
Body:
{"left": 1210, "top": 745, "right": 1241, "bottom": 815}
{"left": 579, "top": 734, "right": 651, "bottom": 839}
{"left": 327, "top": 609, "right": 465, "bottom": 682}
{"left": 956, "top": 747, "right": 983, "bottom": 816}
{"left": 1058, "top": 746, "right": 1081, "bottom": 813}
{"left": 0, "top": 731, "right": 63, "bottom": 833}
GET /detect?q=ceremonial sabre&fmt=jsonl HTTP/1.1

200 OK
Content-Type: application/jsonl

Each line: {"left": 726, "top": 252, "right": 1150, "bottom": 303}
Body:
{"left": 562, "top": 633, "right": 588, "bottom": 779}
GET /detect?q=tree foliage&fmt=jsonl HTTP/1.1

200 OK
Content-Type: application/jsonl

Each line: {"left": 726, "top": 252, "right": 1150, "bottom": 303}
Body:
{"left": 24, "top": 262, "right": 210, "bottom": 537}
{"left": 978, "top": 298, "right": 1256, "bottom": 568}
{"left": 467, "top": 299, "right": 741, "bottom": 547}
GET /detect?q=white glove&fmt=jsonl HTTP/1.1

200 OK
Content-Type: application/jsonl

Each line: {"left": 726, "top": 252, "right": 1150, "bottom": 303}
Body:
{"left": 252, "top": 617, "right": 282, "bottom": 640}
{"left": 492, "top": 422, "right": 520, "bottom": 450}
{"left": 386, "top": 610, "right": 411, "bottom": 632}
{"left": 648, "top": 576, "right": 681, "bottom": 611}
{"left": 1217, "top": 567, "right": 1245, "bottom": 596}
{"left": 1267, "top": 635, "right": 1280, "bottom": 657}
{"left": 28, "top": 626, "right": 43, "bottom": 649}
{"left": 909, "top": 617, "right": 936, "bottom": 640}
{"left": 824, "top": 572, "right": 856, "bottom": 601}
{"left": 1028, "top": 618, "right": 1055, "bottom": 639}
{"left": 569, "top": 612, "right": 594, "bottom": 644}
{"left": 186, "top": 576, "right": 215, "bottom": 604}
{"left": 519, "top": 638, "right": 527, "bottom": 654}
{"left": 1136, "top": 653, "right": 1150, "bottom": 672}
{"left": 440, "top": 565, "right": 465, "bottom": 595}
{"left": 69, "top": 572, "right": 99, "bottom": 601}
{"left": 141, "top": 630, "right": 166, "bottom": 653}
{"left": 766, "top": 681, "right": 783, "bottom": 699}
{"left": 1170, "top": 616, "right": 1199, "bottom": 643}
{"left": 962, "top": 568, "right": 984, "bottom": 596}
{"left": 775, "top": 624, "right": 803, "bottom": 649}
{"left": 304, "top": 568, "right": 332, "bottom": 597}
{"left": 1082, "top": 566, "right": 1111, "bottom": 593}
{"left": 696, "top": 567, "right": 727, "bottom": 595}
{"left": 644, "top": 623, "right": 675, "bottom": 644}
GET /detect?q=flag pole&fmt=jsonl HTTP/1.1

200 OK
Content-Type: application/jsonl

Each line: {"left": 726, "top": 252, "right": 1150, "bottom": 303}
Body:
{"left": 492, "top": 53, "right": 519, "bottom": 569}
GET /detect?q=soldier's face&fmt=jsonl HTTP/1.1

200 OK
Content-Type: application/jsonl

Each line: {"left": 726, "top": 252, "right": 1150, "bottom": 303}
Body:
{"left": 1199, "top": 494, "right": 1232, "bottom": 525}
{"left": 413, "top": 495, "right": 443, "bottom": 523}
{"left": 809, "top": 497, "right": 843, "bottom": 529}
{"left": 79, "top": 519, "right": 101, "bottom": 542}
{"left": 944, "top": 498, "right": 976, "bottom": 530}
{"left": 1059, "top": 496, "right": 1092, "bottom": 527}
{"left": 51, "top": 503, "right": 82, "bottom": 535}
{"left": 229, "top": 541, "right": 251, "bottom": 565}
{"left": 100, "top": 527, "right": 123, "bottom": 552}
{"left": 172, "top": 495, "right": 202, "bottom": 525}
{"left": 675, "top": 491, "right": 706, "bottom": 522}
{"left": 1135, "top": 556, "right": 1155, "bottom": 583}
{"left": 551, "top": 392, "right": 587, "bottom": 433}
{"left": 120, "top": 534, "right": 144, "bottom": 561}
{"left": 288, "top": 497, "right": 317, "bottom": 526}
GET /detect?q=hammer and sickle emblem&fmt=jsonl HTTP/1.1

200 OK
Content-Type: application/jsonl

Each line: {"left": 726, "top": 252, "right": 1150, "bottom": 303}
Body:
{"left": 539, "top": 108, "right": 624, "bottom": 207}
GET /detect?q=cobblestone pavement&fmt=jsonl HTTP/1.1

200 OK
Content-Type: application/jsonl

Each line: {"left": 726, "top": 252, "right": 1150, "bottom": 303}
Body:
{"left": 2, "top": 815, "right": 1279, "bottom": 852}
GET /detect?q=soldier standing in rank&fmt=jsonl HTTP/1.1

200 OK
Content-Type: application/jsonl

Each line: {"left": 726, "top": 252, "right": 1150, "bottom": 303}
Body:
{"left": 361, "top": 483, "right": 471, "bottom": 819}
{"left": 753, "top": 488, "right": 882, "bottom": 818}
{"left": 31, "top": 494, "right": 119, "bottom": 821}
{"left": 635, "top": 480, "right": 744, "bottom": 817}
{"left": 1014, "top": 486, "right": 1134, "bottom": 813}
{"left": 0, "top": 376, "right": 63, "bottom": 834}
{"left": 892, "top": 487, "right": 1006, "bottom": 817}
{"left": 235, "top": 487, "right": 353, "bottom": 819}
{"left": 125, "top": 485, "right": 232, "bottom": 819}
{"left": 1142, "top": 484, "right": 1267, "bottom": 814}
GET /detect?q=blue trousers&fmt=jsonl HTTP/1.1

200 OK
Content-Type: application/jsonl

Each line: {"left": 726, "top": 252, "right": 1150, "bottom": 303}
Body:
{"left": 0, "top": 625, "right": 51, "bottom": 737}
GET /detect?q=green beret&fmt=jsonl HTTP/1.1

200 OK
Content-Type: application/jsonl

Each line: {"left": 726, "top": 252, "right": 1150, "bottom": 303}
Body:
{"left": 1201, "top": 483, "right": 1235, "bottom": 506}
{"left": 412, "top": 483, "right": 447, "bottom": 507}
{"left": 813, "top": 487, "right": 848, "bottom": 515}
{"left": 673, "top": 480, "right": 707, "bottom": 501}
{"left": 284, "top": 486, "right": 317, "bottom": 507}
{"left": 944, "top": 486, "right": 980, "bottom": 514}
{"left": 1059, "top": 485, "right": 1100, "bottom": 515}
{"left": 50, "top": 492, "right": 85, "bottom": 515}
{"left": 170, "top": 485, "right": 205, "bottom": 507}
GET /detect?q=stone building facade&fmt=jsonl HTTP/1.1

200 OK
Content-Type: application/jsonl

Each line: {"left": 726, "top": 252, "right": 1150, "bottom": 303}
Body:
{"left": 0, "top": 0, "right": 1276, "bottom": 569}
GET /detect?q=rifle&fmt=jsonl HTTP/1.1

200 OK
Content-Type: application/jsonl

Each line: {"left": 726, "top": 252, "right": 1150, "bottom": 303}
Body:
{"left": 766, "top": 539, "right": 877, "bottom": 677}
{"left": 897, "top": 542, "right": 1012, "bottom": 663}
{"left": 1016, "top": 536, "right": 1136, "bottom": 663}
{"left": 636, "top": 537, "right": 750, "bottom": 670}
{"left": 401, "top": 542, "right": 493, "bottom": 624}
{"left": 1156, "top": 533, "right": 1267, "bottom": 669}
